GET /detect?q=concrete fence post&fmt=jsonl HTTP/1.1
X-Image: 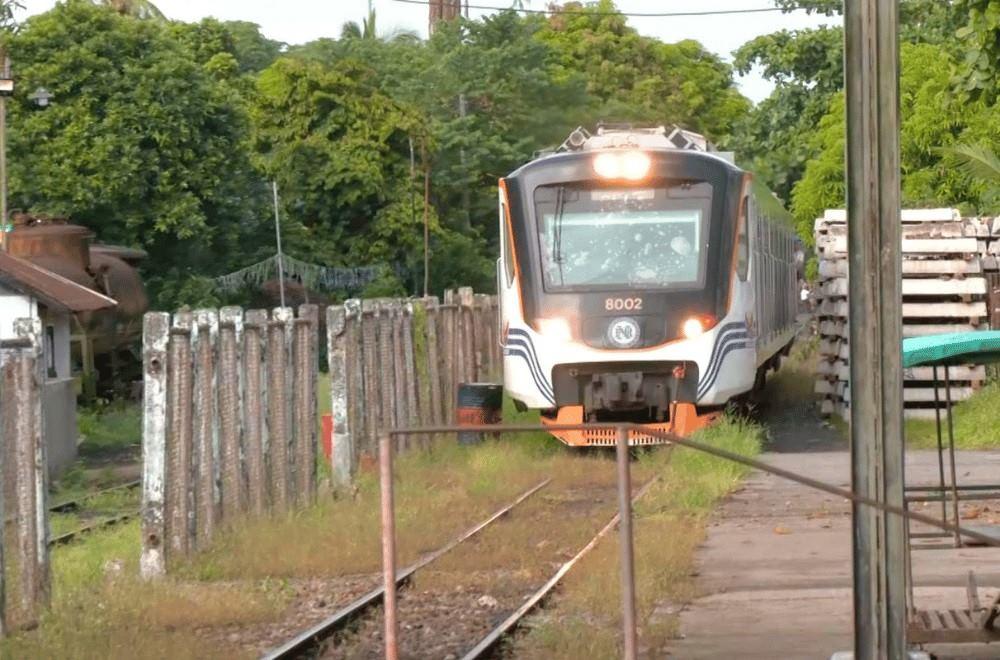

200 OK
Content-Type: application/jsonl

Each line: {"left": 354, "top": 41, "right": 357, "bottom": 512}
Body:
{"left": 402, "top": 302, "right": 420, "bottom": 432}
{"left": 218, "top": 307, "right": 245, "bottom": 520}
{"left": 328, "top": 304, "right": 351, "bottom": 485}
{"left": 423, "top": 297, "right": 443, "bottom": 425}
{"left": 442, "top": 290, "right": 457, "bottom": 423}
{"left": 473, "top": 293, "right": 490, "bottom": 381}
{"left": 343, "top": 300, "right": 363, "bottom": 472}
{"left": 243, "top": 310, "right": 268, "bottom": 515}
{"left": 0, "top": 346, "right": 7, "bottom": 635}
{"left": 267, "top": 308, "right": 293, "bottom": 510}
{"left": 141, "top": 312, "right": 170, "bottom": 580}
{"left": 389, "top": 301, "right": 407, "bottom": 447}
{"left": 165, "top": 312, "right": 193, "bottom": 563}
{"left": 361, "top": 299, "right": 381, "bottom": 459}
{"left": 15, "top": 319, "right": 49, "bottom": 619}
{"left": 458, "top": 287, "right": 475, "bottom": 385}
{"left": 294, "top": 305, "right": 319, "bottom": 502}
{"left": 191, "top": 310, "right": 219, "bottom": 547}
{"left": 377, "top": 301, "right": 395, "bottom": 435}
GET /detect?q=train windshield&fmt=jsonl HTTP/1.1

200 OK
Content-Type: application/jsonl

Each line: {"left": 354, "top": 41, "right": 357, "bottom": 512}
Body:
{"left": 535, "top": 181, "right": 712, "bottom": 291}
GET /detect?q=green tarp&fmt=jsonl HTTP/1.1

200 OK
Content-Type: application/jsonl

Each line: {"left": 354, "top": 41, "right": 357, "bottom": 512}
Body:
{"left": 902, "top": 331, "right": 1000, "bottom": 368}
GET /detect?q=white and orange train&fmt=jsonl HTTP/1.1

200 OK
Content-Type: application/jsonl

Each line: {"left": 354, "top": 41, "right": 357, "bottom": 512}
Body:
{"left": 497, "top": 125, "right": 800, "bottom": 446}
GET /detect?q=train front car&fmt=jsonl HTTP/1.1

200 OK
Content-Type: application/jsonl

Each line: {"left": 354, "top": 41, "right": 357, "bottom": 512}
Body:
{"left": 498, "top": 126, "right": 786, "bottom": 447}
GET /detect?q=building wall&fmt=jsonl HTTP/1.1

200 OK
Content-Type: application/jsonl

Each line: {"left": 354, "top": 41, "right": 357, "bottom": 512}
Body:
{"left": 0, "top": 283, "right": 37, "bottom": 339}
{"left": 43, "top": 378, "right": 77, "bottom": 478}
{"left": 0, "top": 284, "right": 77, "bottom": 476}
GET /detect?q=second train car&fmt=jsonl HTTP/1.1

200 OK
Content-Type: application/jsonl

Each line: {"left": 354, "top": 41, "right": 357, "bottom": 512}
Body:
{"left": 497, "top": 125, "right": 800, "bottom": 446}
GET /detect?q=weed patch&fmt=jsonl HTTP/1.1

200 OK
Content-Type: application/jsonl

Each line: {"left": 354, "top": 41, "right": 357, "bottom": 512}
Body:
{"left": 905, "top": 381, "right": 1000, "bottom": 449}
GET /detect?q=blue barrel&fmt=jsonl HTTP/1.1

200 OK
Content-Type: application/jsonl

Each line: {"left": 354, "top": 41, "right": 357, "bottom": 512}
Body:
{"left": 456, "top": 383, "right": 503, "bottom": 445}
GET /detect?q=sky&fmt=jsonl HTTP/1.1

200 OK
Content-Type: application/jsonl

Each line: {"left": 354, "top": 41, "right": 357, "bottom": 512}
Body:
{"left": 15, "top": 0, "right": 838, "bottom": 103}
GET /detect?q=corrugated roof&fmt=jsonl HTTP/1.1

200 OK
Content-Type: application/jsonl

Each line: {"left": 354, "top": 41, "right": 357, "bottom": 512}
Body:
{"left": 0, "top": 250, "right": 117, "bottom": 312}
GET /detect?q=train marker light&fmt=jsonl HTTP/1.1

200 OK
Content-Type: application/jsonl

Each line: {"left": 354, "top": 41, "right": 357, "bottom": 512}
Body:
{"left": 593, "top": 151, "right": 651, "bottom": 180}
{"left": 682, "top": 317, "right": 706, "bottom": 339}
{"left": 536, "top": 318, "right": 572, "bottom": 342}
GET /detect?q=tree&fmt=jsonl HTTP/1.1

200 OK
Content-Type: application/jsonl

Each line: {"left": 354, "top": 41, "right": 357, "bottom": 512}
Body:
{"left": 730, "top": 26, "right": 842, "bottom": 200}
{"left": 790, "top": 42, "right": 1000, "bottom": 242}
{"left": 954, "top": 0, "right": 1000, "bottom": 101}
{"left": 536, "top": 1, "right": 749, "bottom": 144}
{"left": 340, "top": 3, "right": 418, "bottom": 43}
{"left": 731, "top": 1, "right": 963, "bottom": 202}
{"left": 6, "top": 1, "right": 269, "bottom": 307}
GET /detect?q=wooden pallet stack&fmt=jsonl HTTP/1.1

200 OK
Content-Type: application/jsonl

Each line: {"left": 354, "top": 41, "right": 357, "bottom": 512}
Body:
{"left": 813, "top": 208, "right": 996, "bottom": 421}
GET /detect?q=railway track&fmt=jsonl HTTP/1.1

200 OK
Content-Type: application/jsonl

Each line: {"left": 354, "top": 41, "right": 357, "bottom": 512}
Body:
{"left": 262, "top": 478, "right": 553, "bottom": 660}
{"left": 262, "top": 461, "right": 660, "bottom": 660}
{"left": 47, "top": 479, "right": 141, "bottom": 546}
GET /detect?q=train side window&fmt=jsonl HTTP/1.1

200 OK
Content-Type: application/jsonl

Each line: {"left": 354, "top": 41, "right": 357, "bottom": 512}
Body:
{"left": 501, "top": 201, "right": 515, "bottom": 286}
{"left": 737, "top": 195, "right": 750, "bottom": 281}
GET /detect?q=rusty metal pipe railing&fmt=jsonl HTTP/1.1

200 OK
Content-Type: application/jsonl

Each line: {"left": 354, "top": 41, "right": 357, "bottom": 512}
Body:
{"left": 615, "top": 425, "right": 638, "bottom": 660}
{"left": 374, "top": 420, "right": 999, "bottom": 660}
{"left": 386, "top": 423, "right": 1000, "bottom": 547}
{"left": 379, "top": 432, "right": 399, "bottom": 660}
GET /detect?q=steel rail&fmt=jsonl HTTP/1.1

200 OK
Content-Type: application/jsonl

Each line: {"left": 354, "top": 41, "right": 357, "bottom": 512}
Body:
{"left": 48, "top": 509, "right": 138, "bottom": 546}
{"left": 48, "top": 479, "right": 141, "bottom": 513}
{"left": 461, "top": 475, "right": 661, "bottom": 660}
{"left": 389, "top": 423, "right": 1000, "bottom": 547}
{"left": 261, "top": 478, "right": 552, "bottom": 660}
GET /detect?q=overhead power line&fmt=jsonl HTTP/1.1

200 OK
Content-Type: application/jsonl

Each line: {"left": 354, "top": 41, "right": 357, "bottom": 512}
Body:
{"left": 392, "top": 0, "right": 797, "bottom": 18}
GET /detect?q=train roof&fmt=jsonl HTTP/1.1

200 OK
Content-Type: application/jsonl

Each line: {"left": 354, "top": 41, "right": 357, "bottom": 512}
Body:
{"left": 508, "top": 124, "right": 796, "bottom": 230}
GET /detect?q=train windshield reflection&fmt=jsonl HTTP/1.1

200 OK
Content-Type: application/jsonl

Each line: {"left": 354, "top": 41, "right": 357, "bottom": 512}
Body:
{"left": 535, "top": 183, "right": 712, "bottom": 291}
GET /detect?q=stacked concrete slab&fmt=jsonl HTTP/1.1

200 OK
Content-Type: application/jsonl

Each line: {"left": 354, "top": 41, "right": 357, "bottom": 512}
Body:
{"left": 813, "top": 208, "right": 998, "bottom": 421}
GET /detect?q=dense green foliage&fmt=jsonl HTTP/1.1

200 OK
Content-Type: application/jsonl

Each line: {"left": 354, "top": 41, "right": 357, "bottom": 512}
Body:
{"left": 3, "top": 0, "right": 755, "bottom": 305}
{"left": 3, "top": 0, "right": 1000, "bottom": 306}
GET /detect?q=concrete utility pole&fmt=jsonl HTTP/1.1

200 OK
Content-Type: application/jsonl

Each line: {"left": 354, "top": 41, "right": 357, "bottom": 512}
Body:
{"left": 428, "top": 0, "right": 462, "bottom": 34}
{"left": 844, "top": 1, "right": 907, "bottom": 658}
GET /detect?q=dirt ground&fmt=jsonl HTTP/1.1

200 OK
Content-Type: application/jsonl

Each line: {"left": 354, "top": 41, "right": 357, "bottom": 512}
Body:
{"left": 667, "top": 402, "right": 1000, "bottom": 659}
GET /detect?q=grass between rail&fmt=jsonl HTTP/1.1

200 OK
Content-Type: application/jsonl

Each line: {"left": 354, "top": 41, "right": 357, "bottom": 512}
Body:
{"left": 511, "top": 416, "right": 765, "bottom": 659}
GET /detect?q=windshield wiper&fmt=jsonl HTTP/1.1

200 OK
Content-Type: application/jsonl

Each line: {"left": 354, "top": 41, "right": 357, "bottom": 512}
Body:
{"left": 553, "top": 186, "right": 566, "bottom": 285}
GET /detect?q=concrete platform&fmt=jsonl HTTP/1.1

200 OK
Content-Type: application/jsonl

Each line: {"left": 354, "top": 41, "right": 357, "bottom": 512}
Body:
{"left": 668, "top": 451, "right": 1000, "bottom": 659}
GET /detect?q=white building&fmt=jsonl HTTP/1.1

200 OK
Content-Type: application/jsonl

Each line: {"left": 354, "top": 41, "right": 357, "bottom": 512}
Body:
{"left": 0, "top": 250, "right": 116, "bottom": 476}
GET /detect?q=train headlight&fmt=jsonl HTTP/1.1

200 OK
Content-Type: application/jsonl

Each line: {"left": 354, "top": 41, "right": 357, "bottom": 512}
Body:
{"left": 593, "top": 152, "right": 621, "bottom": 179}
{"left": 621, "top": 151, "right": 651, "bottom": 180}
{"left": 592, "top": 151, "right": 651, "bottom": 180}
{"left": 682, "top": 317, "right": 707, "bottom": 339}
{"left": 535, "top": 318, "right": 572, "bottom": 342}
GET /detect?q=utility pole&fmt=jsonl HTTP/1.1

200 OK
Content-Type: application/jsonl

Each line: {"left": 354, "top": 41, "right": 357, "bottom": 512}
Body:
{"left": 0, "top": 54, "right": 10, "bottom": 253}
{"left": 271, "top": 181, "right": 287, "bottom": 308}
{"left": 458, "top": 93, "right": 471, "bottom": 232}
{"left": 429, "top": 0, "right": 462, "bottom": 34}
{"left": 844, "top": 1, "right": 907, "bottom": 658}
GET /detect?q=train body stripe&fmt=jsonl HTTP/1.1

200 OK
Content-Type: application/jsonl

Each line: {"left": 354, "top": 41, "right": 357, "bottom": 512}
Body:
{"left": 504, "top": 338, "right": 555, "bottom": 400}
{"left": 504, "top": 328, "right": 555, "bottom": 404}
{"left": 697, "top": 322, "right": 750, "bottom": 400}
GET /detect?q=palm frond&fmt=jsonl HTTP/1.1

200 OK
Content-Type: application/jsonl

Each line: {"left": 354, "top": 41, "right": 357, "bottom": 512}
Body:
{"left": 939, "top": 143, "right": 1000, "bottom": 184}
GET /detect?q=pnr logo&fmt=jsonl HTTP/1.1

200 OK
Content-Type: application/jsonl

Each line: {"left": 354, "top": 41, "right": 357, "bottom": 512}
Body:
{"left": 607, "top": 317, "right": 640, "bottom": 348}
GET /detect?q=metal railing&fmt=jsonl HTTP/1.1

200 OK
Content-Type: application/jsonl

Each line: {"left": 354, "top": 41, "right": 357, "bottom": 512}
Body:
{"left": 375, "top": 422, "right": 1000, "bottom": 660}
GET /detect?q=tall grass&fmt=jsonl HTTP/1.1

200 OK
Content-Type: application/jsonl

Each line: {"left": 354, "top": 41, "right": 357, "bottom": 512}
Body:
{"left": 905, "top": 381, "right": 1000, "bottom": 449}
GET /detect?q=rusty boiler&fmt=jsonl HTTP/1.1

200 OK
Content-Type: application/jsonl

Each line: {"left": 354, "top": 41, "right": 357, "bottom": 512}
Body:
{"left": 6, "top": 213, "right": 148, "bottom": 354}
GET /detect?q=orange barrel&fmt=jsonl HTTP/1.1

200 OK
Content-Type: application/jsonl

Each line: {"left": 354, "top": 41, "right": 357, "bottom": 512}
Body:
{"left": 455, "top": 383, "right": 503, "bottom": 445}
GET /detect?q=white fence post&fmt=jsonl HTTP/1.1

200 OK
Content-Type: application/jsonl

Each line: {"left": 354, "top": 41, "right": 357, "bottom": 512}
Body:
{"left": 141, "top": 312, "right": 170, "bottom": 579}
{"left": 328, "top": 304, "right": 352, "bottom": 485}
